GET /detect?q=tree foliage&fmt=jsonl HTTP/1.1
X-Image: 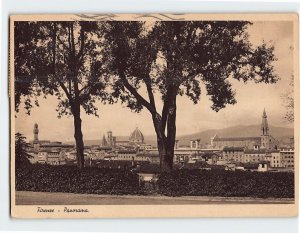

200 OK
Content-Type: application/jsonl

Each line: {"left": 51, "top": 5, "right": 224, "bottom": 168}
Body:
{"left": 14, "top": 21, "right": 109, "bottom": 168}
{"left": 15, "top": 21, "right": 108, "bottom": 116}
{"left": 103, "top": 21, "right": 278, "bottom": 171}
{"left": 15, "top": 133, "right": 32, "bottom": 167}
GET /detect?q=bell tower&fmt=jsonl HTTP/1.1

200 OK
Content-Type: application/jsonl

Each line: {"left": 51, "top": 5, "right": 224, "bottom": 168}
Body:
{"left": 33, "top": 123, "right": 39, "bottom": 141}
{"left": 261, "top": 109, "right": 270, "bottom": 149}
{"left": 261, "top": 108, "right": 269, "bottom": 136}
{"left": 107, "top": 131, "right": 113, "bottom": 146}
{"left": 33, "top": 123, "right": 40, "bottom": 152}
{"left": 102, "top": 134, "right": 107, "bottom": 146}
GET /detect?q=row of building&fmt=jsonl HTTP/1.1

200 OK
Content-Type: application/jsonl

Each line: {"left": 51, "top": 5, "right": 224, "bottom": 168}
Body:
{"left": 28, "top": 124, "right": 155, "bottom": 165}
{"left": 27, "top": 110, "right": 295, "bottom": 171}
{"left": 28, "top": 142, "right": 294, "bottom": 171}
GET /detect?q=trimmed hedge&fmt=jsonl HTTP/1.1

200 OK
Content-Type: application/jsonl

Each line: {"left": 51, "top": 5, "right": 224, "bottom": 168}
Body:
{"left": 16, "top": 164, "right": 141, "bottom": 195}
{"left": 16, "top": 164, "right": 295, "bottom": 198}
{"left": 157, "top": 169, "right": 294, "bottom": 198}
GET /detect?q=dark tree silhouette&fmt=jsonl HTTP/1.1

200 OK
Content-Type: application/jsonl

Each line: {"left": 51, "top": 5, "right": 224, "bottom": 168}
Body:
{"left": 103, "top": 21, "right": 279, "bottom": 172}
{"left": 15, "top": 133, "right": 32, "bottom": 167}
{"left": 14, "top": 21, "right": 108, "bottom": 169}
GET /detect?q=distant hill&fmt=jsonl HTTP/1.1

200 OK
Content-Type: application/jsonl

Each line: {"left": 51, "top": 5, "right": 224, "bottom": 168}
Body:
{"left": 66, "top": 124, "right": 293, "bottom": 147}
{"left": 175, "top": 125, "right": 293, "bottom": 147}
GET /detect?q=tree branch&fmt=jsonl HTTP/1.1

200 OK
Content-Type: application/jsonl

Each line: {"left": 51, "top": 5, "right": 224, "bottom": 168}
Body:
{"left": 119, "top": 71, "right": 156, "bottom": 114}
{"left": 161, "top": 102, "right": 168, "bottom": 133}
{"left": 78, "top": 84, "right": 89, "bottom": 95}
{"left": 67, "top": 25, "right": 72, "bottom": 56}
{"left": 161, "top": 85, "right": 179, "bottom": 133}
{"left": 51, "top": 22, "right": 73, "bottom": 108}
{"left": 144, "top": 74, "right": 156, "bottom": 109}
{"left": 70, "top": 24, "right": 76, "bottom": 59}
{"left": 68, "top": 79, "right": 72, "bottom": 97}
{"left": 57, "top": 78, "right": 73, "bottom": 105}
{"left": 57, "top": 35, "right": 69, "bottom": 51}
{"left": 78, "top": 86, "right": 93, "bottom": 103}
{"left": 76, "top": 27, "right": 85, "bottom": 62}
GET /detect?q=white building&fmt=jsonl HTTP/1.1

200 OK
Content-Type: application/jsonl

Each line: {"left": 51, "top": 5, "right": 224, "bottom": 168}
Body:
{"left": 37, "top": 149, "right": 66, "bottom": 165}
{"left": 280, "top": 148, "right": 294, "bottom": 169}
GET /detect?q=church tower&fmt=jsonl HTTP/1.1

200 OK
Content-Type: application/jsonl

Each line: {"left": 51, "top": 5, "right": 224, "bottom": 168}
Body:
{"left": 261, "top": 109, "right": 270, "bottom": 149}
{"left": 102, "top": 134, "right": 107, "bottom": 146}
{"left": 261, "top": 108, "right": 269, "bottom": 136}
{"left": 33, "top": 123, "right": 40, "bottom": 152}
{"left": 33, "top": 123, "right": 39, "bottom": 141}
{"left": 107, "top": 131, "right": 113, "bottom": 146}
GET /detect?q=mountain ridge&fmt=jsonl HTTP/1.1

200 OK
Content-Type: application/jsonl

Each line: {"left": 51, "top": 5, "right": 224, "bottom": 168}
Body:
{"left": 65, "top": 124, "right": 293, "bottom": 146}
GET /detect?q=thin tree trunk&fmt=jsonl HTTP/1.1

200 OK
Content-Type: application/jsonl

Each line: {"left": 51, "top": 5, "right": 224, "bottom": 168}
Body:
{"left": 72, "top": 105, "right": 85, "bottom": 169}
{"left": 165, "top": 93, "right": 177, "bottom": 171}
{"left": 157, "top": 133, "right": 169, "bottom": 172}
{"left": 160, "top": 143, "right": 172, "bottom": 172}
{"left": 152, "top": 109, "right": 176, "bottom": 173}
{"left": 156, "top": 128, "right": 175, "bottom": 173}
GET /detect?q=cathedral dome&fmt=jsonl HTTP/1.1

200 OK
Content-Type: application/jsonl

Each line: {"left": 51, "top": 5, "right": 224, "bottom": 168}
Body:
{"left": 129, "top": 127, "right": 144, "bottom": 143}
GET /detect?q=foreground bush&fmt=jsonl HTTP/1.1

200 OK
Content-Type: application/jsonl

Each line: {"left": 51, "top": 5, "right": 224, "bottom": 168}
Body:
{"left": 16, "top": 164, "right": 295, "bottom": 198}
{"left": 157, "top": 169, "right": 294, "bottom": 198}
{"left": 16, "top": 164, "right": 141, "bottom": 195}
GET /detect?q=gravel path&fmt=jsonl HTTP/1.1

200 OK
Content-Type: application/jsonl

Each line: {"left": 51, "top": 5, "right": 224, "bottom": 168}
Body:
{"left": 15, "top": 191, "right": 294, "bottom": 205}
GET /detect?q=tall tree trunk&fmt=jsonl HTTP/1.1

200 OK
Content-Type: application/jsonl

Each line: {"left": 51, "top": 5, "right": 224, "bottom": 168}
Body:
{"left": 160, "top": 138, "right": 173, "bottom": 172}
{"left": 72, "top": 104, "right": 85, "bottom": 169}
{"left": 153, "top": 119, "right": 175, "bottom": 173}
{"left": 165, "top": 93, "right": 177, "bottom": 171}
{"left": 151, "top": 90, "right": 177, "bottom": 173}
{"left": 151, "top": 114, "right": 170, "bottom": 173}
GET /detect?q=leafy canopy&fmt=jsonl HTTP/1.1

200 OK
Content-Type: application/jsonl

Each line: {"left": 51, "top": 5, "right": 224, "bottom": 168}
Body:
{"left": 104, "top": 21, "right": 278, "bottom": 113}
{"left": 15, "top": 21, "right": 109, "bottom": 117}
{"left": 15, "top": 133, "right": 32, "bottom": 167}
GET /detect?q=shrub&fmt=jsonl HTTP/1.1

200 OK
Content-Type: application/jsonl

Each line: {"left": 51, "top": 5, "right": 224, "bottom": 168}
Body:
{"left": 16, "top": 164, "right": 141, "bottom": 195}
{"left": 16, "top": 164, "right": 295, "bottom": 198}
{"left": 157, "top": 169, "right": 294, "bottom": 198}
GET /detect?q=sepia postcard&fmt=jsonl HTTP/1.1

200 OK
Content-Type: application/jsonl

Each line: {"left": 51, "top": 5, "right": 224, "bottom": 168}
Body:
{"left": 10, "top": 13, "right": 299, "bottom": 218}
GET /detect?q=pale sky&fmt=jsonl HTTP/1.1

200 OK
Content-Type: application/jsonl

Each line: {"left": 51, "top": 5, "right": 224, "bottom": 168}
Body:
{"left": 15, "top": 21, "right": 294, "bottom": 142}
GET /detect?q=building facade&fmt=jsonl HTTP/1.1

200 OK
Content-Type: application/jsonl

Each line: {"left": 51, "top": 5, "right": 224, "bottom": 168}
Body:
{"left": 37, "top": 149, "right": 66, "bottom": 165}
{"left": 211, "top": 109, "right": 279, "bottom": 150}
{"left": 280, "top": 148, "right": 294, "bottom": 168}
{"left": 101, "top": 127, "right": 151, "bottom": 149}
